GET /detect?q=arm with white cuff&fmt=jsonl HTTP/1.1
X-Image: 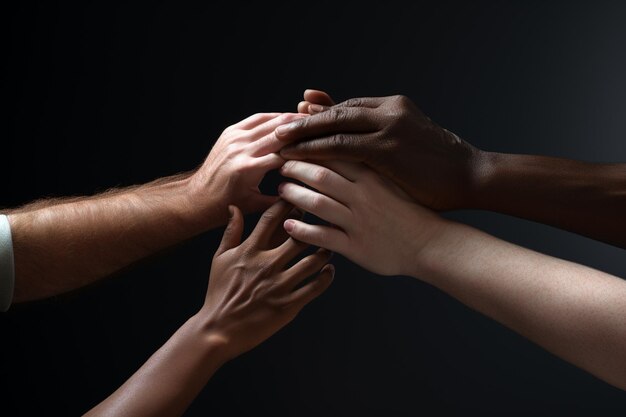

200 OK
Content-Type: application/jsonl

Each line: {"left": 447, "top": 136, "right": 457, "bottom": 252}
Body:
{"left": 0, "top": 214, "right": 15, "bottom": 311}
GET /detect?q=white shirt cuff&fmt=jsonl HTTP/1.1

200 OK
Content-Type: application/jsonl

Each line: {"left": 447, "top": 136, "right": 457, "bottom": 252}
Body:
{"left": 0, "top": 214, "right": 15, "bottom": 312}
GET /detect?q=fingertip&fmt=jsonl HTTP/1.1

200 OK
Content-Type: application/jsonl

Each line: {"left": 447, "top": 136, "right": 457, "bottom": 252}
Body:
{"left": 297, "top": 100, "right": 309, "bottom": 114}
{"left": 324, "top": 263, "right": 336, "bottom": 279}
{"left": 279, "top": 145, "right": 302, "bottom": 159}
{"left": 284, "top": 219, "right": 295, "bottom": 233}
{"left": 275, "top": 123, "right": 295, "bottom": 138}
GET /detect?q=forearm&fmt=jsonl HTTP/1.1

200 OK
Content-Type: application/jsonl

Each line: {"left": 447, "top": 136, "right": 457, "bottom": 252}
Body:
{"left": 471, "top": 151, "right": 626, "bottom": 248}
{"left": 414, "top": 221, "right": 626, "bottom": 390}
{"left": 7, "top": 173, "right": 223, "bottom": 302}
{"left": 85, "top": 314, "right": 229, "bottom": 417}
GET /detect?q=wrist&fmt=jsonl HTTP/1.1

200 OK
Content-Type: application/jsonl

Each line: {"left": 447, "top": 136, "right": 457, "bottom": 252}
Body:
{"left": 407, "top": 218, "right": 465, "bottom": 284}
{"left": 397, "top": 203, "right": 454, "bottom": 279}
{"left": 185, "top": 312, "right": 234, "bottom": 365}
{"left": 465, "top": 149, "right": 502, "bottom": 209}
{"left": 160, "top": 173, "right": 226, "bottom": 233}
{"left": 187, "top": 171, "right": 230, "bottom": 230}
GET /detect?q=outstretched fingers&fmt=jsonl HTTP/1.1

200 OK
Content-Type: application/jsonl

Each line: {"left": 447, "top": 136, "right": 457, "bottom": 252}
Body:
{"left": 280, "top": 249, "right": 333, "bottom": 290}
{"left": 284, "top": 264, "right": 335, "bottom": 309}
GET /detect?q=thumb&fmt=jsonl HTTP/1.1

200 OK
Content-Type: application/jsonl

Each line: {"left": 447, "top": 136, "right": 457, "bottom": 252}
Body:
{"left": 216, "top": 205, "right": 244, "bottom": 256}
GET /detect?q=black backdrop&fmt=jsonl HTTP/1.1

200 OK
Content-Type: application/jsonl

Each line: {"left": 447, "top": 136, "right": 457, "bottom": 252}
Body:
{"left": 4, "top": 1, "right": 626, "bottom": 416}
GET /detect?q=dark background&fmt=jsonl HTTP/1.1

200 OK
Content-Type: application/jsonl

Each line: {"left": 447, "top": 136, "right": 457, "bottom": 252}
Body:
{"left": 3, "top": 1, "right": 626, "bottom": 415}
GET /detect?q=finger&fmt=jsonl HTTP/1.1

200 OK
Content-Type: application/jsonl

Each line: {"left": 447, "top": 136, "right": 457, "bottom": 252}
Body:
{"left": 248, "top": 131, "right": 289, "bottom": 157}
{"left": 248, "top": 113, "right": 306, "bottom": 140}
{"left": 248, "top": 200, "right": 294, "bottom": 247}
{"left": 280, "top": 248, "right": 333, "bottom": 290}
{"left": 283, "top": 219, "right": 349, "bottom": 253}
{"left": 280, "top": 160, "right": 354, "bottom": 202}
{"left": 297, "top": 101, "right": 332, "bottom": 115}
{"left": 304, "top": 96, "right": 388, "bottom": 116}
{"left": 266, "top": 207, "right": 305, "bottom": 249}
{"left": 308, "top": 104, "right": 331, "bottom": 114}
{"left": 231, "top": 113, "right": 282, "bottom": 130}
{"left": 279, "top": 133, "right": 371, "bottom": 162}
{"left": 215, "top": 205, "right": 244, "bottom": 256}
{"left": 284, "top": 264, "right": 335, "bottom": 309}
{"left": 316, "top": 160, "right": 370, "bottom": 183}
{"left": 274, "top": 106, "right": 379, "bottom": 142}
{"left": 297, "top": 101, "right": 311, "bottom": 114}
{"left": 303, "top": 89, "right": 335, "bottom": 107}
{"left": 334, "top": 96, "right": 386, "bottom": 109}
{"left": 268, "top": 237, "right": 309, "bottom": 269}
{"left": 250, "top": 152, "right": 284, "bottom": 172}
{"left": 278, "top": 182, "right": 350, "bottom": 226}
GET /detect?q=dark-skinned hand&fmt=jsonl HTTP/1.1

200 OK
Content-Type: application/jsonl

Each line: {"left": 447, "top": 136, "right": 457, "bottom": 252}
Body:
{"left": 278, "top": 89, "right": 480, "bottom": 211}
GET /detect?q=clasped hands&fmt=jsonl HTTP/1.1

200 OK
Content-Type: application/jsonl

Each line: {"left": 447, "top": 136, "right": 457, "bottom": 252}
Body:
{"left": 85, "top": 89, "right": 626, "bottom": 415}
{"left": 192, "top": 90, "right": 469, "bottom": 361}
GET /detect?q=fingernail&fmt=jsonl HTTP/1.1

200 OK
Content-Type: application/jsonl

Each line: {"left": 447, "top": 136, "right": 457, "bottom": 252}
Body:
{"left": 276, "top": 122, "right": 297, "bottom": 136}
{"left": 284, "top": 219, "right": 295, "bottom": 232}
{"left": 327, "top": 264, "right": 335, "bottom": 277}
{"left": 278, "top": 182, "right": 286, "bottom": 194}
{"left": 309, "top": 104, "right": 325, "bottom": 113}
{"left": 228, "top": 205, "right": 235, "bottom": 218}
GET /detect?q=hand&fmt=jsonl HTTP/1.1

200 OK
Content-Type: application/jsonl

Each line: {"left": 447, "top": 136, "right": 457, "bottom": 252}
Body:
{"left": 277, "top": 160, "right": 448, "bottom": 276}
{"left": 277, "top": 91, "right": 481, "bottom": 211}
{"left": 189, "top": 112, "right": 306, "bottom": 226}
{"left": 200, "top": 201, "right": 334, "bottom": 360}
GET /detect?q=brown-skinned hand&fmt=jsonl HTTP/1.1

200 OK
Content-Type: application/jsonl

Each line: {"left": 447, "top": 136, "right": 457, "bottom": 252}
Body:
{"left": 200, "top": 201, "right": 334, "bottom": 360}
{"left": 278, "top": 90, "right": 480, "bottom": 211}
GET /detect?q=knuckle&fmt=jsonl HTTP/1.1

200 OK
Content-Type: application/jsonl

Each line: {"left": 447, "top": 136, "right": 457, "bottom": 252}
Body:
{"left": 343, "top": 98, "right": 363, "bottom": 107}
{"left": 232, "top": 156, "right": 252, "bottom": 173}
{"left": 281, "top": 160, "right": 296, "bottom": 174}
{"left": 308, "top": 193, "right": 323, "bottom": 210}
{"left": 296, "top": 116, "right": 309, "bottom": 130}
{"left": 256, "top": 259, "right": 274, "bottom": 276}
{"left": 260, "top": 209, "right": 278, "bottom": 225}
{"left": 279, "top": 113, "right": 295, "bottom": 123}
{"left": 392, "top": 94, "right": 409, "bottom": 105}
{"left": 390, "top": 95, "right": 414, "bottom": 114}
{"left": 328, "top": 107, "right": 348, "bottom": 125}
{"left": 330, "top": 133, "right": 349, "bottom": 148}
{"left": 312, "top": 167, "right": 329, "bottom": 184}
{"left": 267, "top": 295, "right": 288, "bottom": 311}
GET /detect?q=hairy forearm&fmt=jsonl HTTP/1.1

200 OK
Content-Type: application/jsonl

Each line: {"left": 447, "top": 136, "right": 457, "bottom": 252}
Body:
{"left": 414, "top": 221, "right": 626, "bottom": 390}
{"left": 84, "top": 314, "right": 228, "bottom": 417}
{"left": 470, "top": 152, "right": 626, "bottom": 248}
{"left": 7, "top": 173, "right": 221, "bottom": 302}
